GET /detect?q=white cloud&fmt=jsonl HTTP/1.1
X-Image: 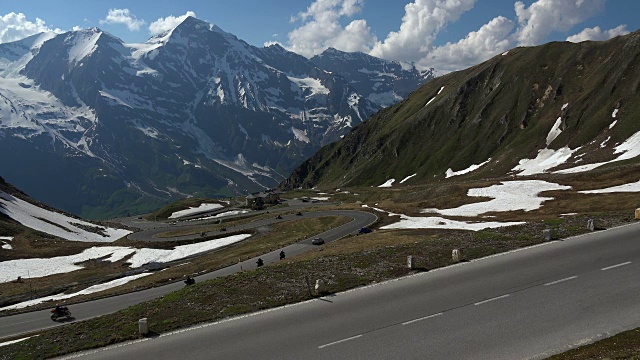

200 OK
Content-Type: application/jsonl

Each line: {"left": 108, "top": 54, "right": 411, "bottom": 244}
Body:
{"left": 264, "top": 41, "right": 283, "bottom": 48}
{"left": 284, "top": 0, "right": 617, "bottom": 71}
{"left": 514, "top": 0, "right": 605, "bottom": 46}
{"left": 149, "top": 11, "right": 197, "bottom": 35}
{"left": 0, "top": 12, "right": 61, "bottom": 44}
{"left": 287, "top": 0, "right": 376, "bottom": 57}
{"left": 99, "top": 8, "right": 145, "bottom": 31}
{"left": 566, "top": 24, "right": 629, "bottom": 43}
{"left": 370, "top": 0, "right": 477, "bottom": 62}
{"left": 72, "top": 26, "right": 82, "bottom": 31}
{"left": 423, "top": 16, "right": 514, "bottom": 72}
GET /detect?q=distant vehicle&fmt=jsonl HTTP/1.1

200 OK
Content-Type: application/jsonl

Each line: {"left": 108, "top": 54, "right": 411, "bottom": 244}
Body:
{"left": 184, "top": 276, "right": 195, "bottom": 286}
{"left": 276, "top": 215, "right": 283, "bottom": 219}
{"left": 220, "top": 227, "right": 227, "bottom": 231}
{"left": 50, "top": 305, "right": 71, "bottom": 321}
{"left": 301, "top": 198, "right": 309, "bottom": 202}
{"left": 311, "top": 199, "right": 319, "bottom": 203}
{"left": 358, "top": 227, "right": 372, "bottom": 234}
{"left": 312, "top": 237, "right": 324, "bottom": 245}
{"left": 296, "top": 212, "right": 303, "bottom": 216}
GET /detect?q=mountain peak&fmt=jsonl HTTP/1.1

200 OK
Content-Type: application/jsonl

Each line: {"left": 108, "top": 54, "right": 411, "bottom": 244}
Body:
{"left": 175, "top": 15, "right": 209, "bottom": 30}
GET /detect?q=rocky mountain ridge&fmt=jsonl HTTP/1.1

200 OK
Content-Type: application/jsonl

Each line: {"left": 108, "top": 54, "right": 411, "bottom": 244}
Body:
{"left": 0, "top": 16, "right": 431, "bottom": 218}
{"left": 281, "top": 31, "right": 640, "bottom": 190}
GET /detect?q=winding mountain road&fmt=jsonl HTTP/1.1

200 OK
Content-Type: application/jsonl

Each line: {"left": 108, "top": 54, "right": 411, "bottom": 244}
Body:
{"left": 57, "top": 221, "right": 640, "bottom": 360}
{"left": 0, "top": 206, "right": 377, "bottom": 340}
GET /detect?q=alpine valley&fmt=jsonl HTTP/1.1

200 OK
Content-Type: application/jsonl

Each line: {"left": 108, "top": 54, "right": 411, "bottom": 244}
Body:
{"left": 0, "top": 16, "right": 432, "bottom": 219}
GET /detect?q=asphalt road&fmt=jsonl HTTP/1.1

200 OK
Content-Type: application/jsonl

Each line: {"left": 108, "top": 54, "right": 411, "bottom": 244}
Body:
{"left": 0, "top": 208, "right": 377, "bottom": 340}
{"left": 56, "top": 222, "right": 640, "bottom": 360}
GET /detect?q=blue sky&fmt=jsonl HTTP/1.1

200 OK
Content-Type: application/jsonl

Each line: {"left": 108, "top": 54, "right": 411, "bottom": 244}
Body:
{"left": 0, "top": 0, "right": 637, "bottom": 72}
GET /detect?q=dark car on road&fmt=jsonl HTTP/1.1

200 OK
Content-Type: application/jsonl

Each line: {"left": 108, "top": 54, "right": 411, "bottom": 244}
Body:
{"left": 312, "top": 237, "right": 324, "bottom": 245}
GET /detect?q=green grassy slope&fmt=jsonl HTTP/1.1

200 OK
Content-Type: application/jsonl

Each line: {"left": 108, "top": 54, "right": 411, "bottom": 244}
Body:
{"left": 281, "top": 32, "right": 640, "bottom": 189}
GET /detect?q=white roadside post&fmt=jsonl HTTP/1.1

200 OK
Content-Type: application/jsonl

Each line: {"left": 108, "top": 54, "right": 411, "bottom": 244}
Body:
{"left": 315, "top": 279, "right": 325, "bottom": 294}
{"left": 407, "top": 256, "right": 416, "bottom": 269}
{"left": 635, "top": 208, "right": 640, "bottom": 219}
{"left": 139, "top": 318, "right": 149, "bottom": 336}
{"left": 543, "top": 229, "right": 552, "bottom": 241}
{"left": 587, "top": 219, "right": 595, "bottom": 231}
{"left": 452, "top": 249, "right": 462, "bottom": 262}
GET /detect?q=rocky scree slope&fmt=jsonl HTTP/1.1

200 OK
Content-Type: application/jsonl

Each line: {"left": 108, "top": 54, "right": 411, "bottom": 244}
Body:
{"left": 281, "top": 31, "right": 640, "bottom": 190}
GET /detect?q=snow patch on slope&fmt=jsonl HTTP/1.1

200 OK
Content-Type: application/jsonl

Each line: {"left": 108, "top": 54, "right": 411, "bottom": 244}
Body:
{"left": 513, "top": 147, "right": 578, "bottom": 176}
{"left": 0, "top": 191, "right": 131, "bottom": 242}
{"left": 291, "top": 127, "right": 310, "bottom": 143}
{"left": 168, "top": 203, "right": 224, "bottom": 219}
{"left": 0, "top": 234, "right": 252, "bottom": 283}
{"left": 68, "top": 30, "right": 101, "bottom": 66}
{"left": 421, "top": 180, "right": 570, "bottom": 217}
{"left": 578, "top": 180, "right": 640, "bottom": 194}
{"left": 399, "top": 174, "right": 417, "bottom": 184}
{"left": 555, "top": 131, "right": 640, "bottom": 174}
{"left": 546, "top": 117, "right": 563, "bottom": 145}
{"left": 0, "top": 273, "right": 153, "bottom": 310}
{"left": 378, "top": 179, "right": 395, "bottom": 188}
{"left": 446, "top": 158, "right": 491, "bottom": 178}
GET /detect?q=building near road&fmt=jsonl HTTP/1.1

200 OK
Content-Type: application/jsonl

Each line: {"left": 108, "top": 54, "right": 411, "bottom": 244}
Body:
{"left": 246, "top": 191, "right": 281, "bottom": 210}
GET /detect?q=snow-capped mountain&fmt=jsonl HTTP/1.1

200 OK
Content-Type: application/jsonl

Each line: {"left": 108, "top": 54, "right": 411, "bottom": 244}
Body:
{"left": 311, "top": 47, "right": 434, "bottom": 108}
{"left": 0, "top": 16, "right": 430, "bottom": 218}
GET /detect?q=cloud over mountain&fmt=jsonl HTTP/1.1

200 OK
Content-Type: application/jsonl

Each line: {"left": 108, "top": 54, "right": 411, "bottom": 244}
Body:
{"left": 285, "top": 0, "right": 625, "bottom": 72}
{"left": 100, "top": 8, "right": 146, "bottom": 31}
{"left": 566, "top": 24, "right": 629, "bottom": 43}
{"left": 149, "top": 11, "right": 197, "bottom": 35}
{"left": 0, "top": 12, "right": 61, "bottom": 43}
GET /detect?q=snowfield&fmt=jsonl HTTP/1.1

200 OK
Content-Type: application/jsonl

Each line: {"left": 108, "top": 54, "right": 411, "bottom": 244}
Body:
{"left": 578, "top": 180, "right": 640, "bottom": 194}
{"left": 546, "top": 117, "right": 563, "bottom": 145}
{"left": 0, "top": 191, "right": 131, "bottom": 242}
{"left": 378, "top": 179, "right": 395, "bottom": 188}
{"left": 400, "top": 173, "right": 417, "bottom": 184}
{"left": 446, "top": 159, "right": 491, "bottom": 178}
{"left": 189, "top": 210, "right": 249, "bottom": 221}
{"left": 0, "top": 234, "right": 252, "bottom": 283}
{"left": 0, "top": 273, "right": 153, "bottom": 311}
{"left": 421, "top": 180, "right": 571, "bottom": 217}
{"left": 0, "top": 236, "right": 12, "bottom": 250}
{"left": 361, "top": 205, "right": 523, "bottom": 231}
{"left": 555, "top": 130, "right": 640, "bottom": 174}
{"left": 381, "top": 214, "right": 524, "bottom": 231}
{"left": 168, "top": 203, "right": 225, "bottom": 219}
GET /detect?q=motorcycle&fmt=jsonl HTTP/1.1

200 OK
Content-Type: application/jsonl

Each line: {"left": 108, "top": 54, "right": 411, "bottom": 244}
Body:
{"left": 50, "top": 306, "right": 71, "bottom": 321}
{"left": 184, "top": 276, "right": 195, "bottom": 286}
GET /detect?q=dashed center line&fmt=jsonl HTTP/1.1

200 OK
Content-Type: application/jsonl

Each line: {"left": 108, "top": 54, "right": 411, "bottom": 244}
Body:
{"left": 601, "top": 261, "right": 632, "bottom": 271}
{"left": 544, "top": 276, "right": 578, "bottom": 286}
{"left": 402, "top": 312, "right": 443, "bottom": 325}
{"left": 318, "top": 334, "right": 363, "bottom": 349}
{"left": 474, "top": 294, "right": 510, "bottom": 306}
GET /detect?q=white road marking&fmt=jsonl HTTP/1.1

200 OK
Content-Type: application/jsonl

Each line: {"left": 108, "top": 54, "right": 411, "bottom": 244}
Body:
{"left": 402, "top": 312, "right": 443, "bottom": 325}
{"left": 474, "top": 294, "right": 510, "bottom": 306}
{"left": 544, "top": 276, "right": 578, "bottom": 286}
{"left": 601, "top": 261, "right": 631, "bottom": 271}
{"left": 318, "top": 334, "right": 363, "bottom": 349}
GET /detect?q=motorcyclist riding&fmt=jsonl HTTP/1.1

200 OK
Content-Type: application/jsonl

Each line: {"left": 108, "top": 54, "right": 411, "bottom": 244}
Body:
{"left": 51, "top": 305, "right": 71, "bottom": 321}
{"left": 256, "top": 258, "right": 264, "bottom": 267}
{"left": 279, "top": 250, "right": 285, "bottom": 260}
{"left": 184, "top": 276, "right": 195, "bottom": 285}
